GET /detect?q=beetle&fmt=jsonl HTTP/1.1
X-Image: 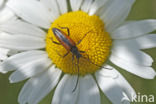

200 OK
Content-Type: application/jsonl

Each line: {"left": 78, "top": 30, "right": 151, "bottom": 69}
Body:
{"left": 51, "top": 26, "right": 87, "bottom": 92}
{"left": 52, "top": 27, "right": 83, "bottom": 59}
{"left": 50, "top": 26, "right": 109, "bottom": 92}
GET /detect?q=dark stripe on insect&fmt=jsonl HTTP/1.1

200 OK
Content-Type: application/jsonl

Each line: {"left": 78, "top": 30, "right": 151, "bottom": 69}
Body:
{"left": 53, "top": 28, "right": 73, "bottom": 47}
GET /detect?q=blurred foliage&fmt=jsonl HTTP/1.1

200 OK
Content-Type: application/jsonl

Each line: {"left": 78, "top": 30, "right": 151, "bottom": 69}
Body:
{"left": 0, "top": 0, "right": 156, "bottom": 104}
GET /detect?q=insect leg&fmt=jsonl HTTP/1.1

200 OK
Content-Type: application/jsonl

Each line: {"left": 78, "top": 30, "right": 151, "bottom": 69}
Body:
{"left": 58, "top": 25, "right": 70, "bottom": 36}
{"left": 49, "top": 37, "right": 61, "bottom": 45}
{"left": 54, "top": 49, "right": 70, "bottom": 58}
{"left": 72, "top": 54, "right": 75, "bottom": 71}
{"left": 60, "top": 51, "right": 70, "bottom": 58}
{"left": 62, "top": 51, "right": 70, "bottom": 57}
{"left": 79, "top": 50, "right": 85, "bottom": 53}
{"left": 76, "top": 30, "right": 92, "bottom": 45}
{"left": 72, "top": 58, "right": 80, "bottom": 92}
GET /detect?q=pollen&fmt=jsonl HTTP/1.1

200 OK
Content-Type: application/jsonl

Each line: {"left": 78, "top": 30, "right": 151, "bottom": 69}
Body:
{"left": 46, "top": 11, "right": 112, "bottom": 75}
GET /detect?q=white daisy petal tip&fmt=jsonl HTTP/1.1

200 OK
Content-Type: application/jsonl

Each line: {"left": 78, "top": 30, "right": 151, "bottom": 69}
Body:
{"left": 152, "top": 71, "right": 156, "bottom": 78}
{"left": 111, "top": 41, "right": 154, "bottom": 66}
{"left": 110, "top": 54, "right": 156, "bottom": 79}
{"left": 17, "top": 66, "right": 62, "bottom": 104}
{"left": 8, "top": 57, "right": 51, "bottom": 83}
{"left": 0, "top": 69, "right": 7, "bottom": 74}
{"left": 111, "top": 19, "right": 156, "bottom": 39}
{"left": 0, "top": 65, "right": 8, "bottom": 74}
{"left": 9, "top": 72, "right": 26, "bottom": 83}
{"left": 142, "top": 68, "right": 156, "bottom": 79}
{"left": 137, "top": 67, "right": 156, "bottom": 79}
{"left": 131, "top": 34, "right": 156, "bottom": 49}
{"left": 9, "top": 77, "right": 15, "bottom": 83}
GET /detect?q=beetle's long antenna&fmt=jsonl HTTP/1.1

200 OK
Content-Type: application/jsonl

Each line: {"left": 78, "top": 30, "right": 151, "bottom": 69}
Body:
{"left": 72, "top": 58, "right": 79, "bottom": 92}
{"left": 76, "top": 30, "right": 93, "bottom": 45}
{"left": 81, "top": 55, "right": 112, "bottom": 70}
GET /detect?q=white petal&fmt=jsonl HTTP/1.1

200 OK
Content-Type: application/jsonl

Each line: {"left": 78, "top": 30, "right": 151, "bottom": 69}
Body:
{"left": 7, "top": 49, "right": 19, "bottom": 56}
{"left": 115, "top": 34, "right": 156, "bottom": 49}
{"left": 18, "top": 79, "right": 34, "bottom": 104}
{"left": 40, "top": 0, "right": 60, "bottom": 20}
{"left": 81, "top": 0, "right": 93, "bottom": 13}
{"left": 100, "top": 0, "right": 135, "bottom": 32}
{"left": 0, "top": 32, "right": 45, "bottom": 50}
{"left": 109, "top": 54, "right": 156, "bottom": 79}
{"left": 77, "top": 75, "right": 100, "bottom": 104}
{"left": 7, "top": 0, "right": 51, "bottom": 28}
{"left": 96, "top": 67, "right": 118, "bottom": 78}
{"left": 113, "top": 70, "right": 136, "bottom": 101}
{"left": 99, "top": 65, "right": 136, "bottom": 101}
{"left": 18, "top": 66, "right": 61, "bottom": 104}
{"left": 95, "top": 70, "right": 130, "bottom": 104}
{"left": 111, "top": 19, "right": 156, "bottom": 39}
{"left": 0, "top": 50, "right": 46, "bottom": 73}
{"left": 0, "top": 19, "right": 46, "bottom": 38}
{"left": 112, "top": 41, "right": 153, "bottom": 66}
{"left": 134, "top": 34, "right": 156, "bottom": 49}
{"left": 52, "top": 75, "right": 79, "bottom": 104}
{"left": 0, "top": 47, "right": 9, "bottom": 60}
{"left": 0, "top": 0, "right": 4, "bottom": 7}
{"left": 0, "top": 6, "right": 17, "bottom": 24}
{"left": 9, "top": 54, "right": 51, "bottom": 83}
{"left": 70, "top": 0, "right": 83, "bottom": 11}
{"left": 57, "top": 0, "right": 67, "bottom": 14}
{"left": 88, "top": 0, "right": 108, "bottom": 15}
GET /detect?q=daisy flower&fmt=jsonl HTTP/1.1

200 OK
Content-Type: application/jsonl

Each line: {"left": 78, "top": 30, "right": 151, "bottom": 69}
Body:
{"left": 0, "top": 0, "right": 17, "bottom": 64}
{"left": 0, "top": 0, "right": 156, "bottom": 104}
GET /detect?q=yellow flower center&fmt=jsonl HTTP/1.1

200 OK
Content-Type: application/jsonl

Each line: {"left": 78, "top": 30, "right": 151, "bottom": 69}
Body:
{"left": 46, "top": 11, "right": 112, "bottom": 75}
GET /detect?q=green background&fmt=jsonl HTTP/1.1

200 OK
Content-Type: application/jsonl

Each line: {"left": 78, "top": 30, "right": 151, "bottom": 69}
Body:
{"left": 0, "top": 0, "right": 156, "bottom": 104}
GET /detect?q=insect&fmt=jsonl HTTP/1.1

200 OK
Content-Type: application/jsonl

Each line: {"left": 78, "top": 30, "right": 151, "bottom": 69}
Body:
{"left": 51, "top": 26, "right": 87, "bottom": 92}
{"left": 50, "top": 26, "right": 109, "bottom": 92}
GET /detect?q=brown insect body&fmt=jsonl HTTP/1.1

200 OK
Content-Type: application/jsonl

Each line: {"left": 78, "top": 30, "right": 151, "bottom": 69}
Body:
{"left": 52, "top": 27, "right": 82, "bottom": 92}
{"left": 52, "top": 28, "right": 82, "bottom": 59}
